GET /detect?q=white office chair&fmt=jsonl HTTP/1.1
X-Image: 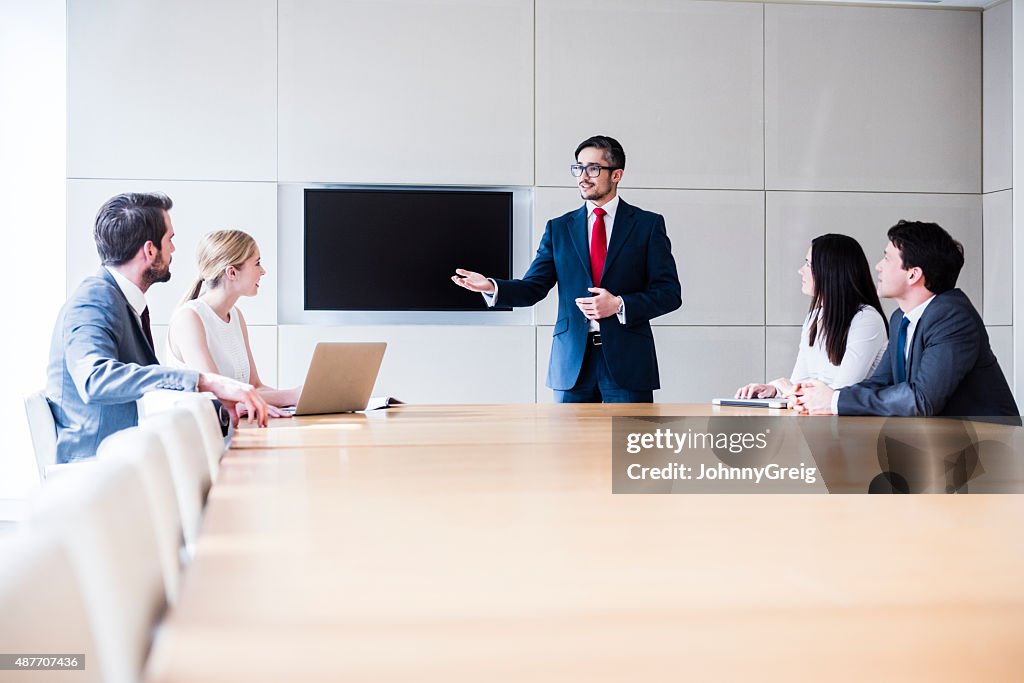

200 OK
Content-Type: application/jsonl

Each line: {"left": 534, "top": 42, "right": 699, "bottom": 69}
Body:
{"left": 29, "top": 459, "right": 167, "bottom": 683}
{"left": 97, "top": 427, "right": 186, "bottom": 604}
{"left": 22, "top": 390, "right": 57, "bottom": 481}
{"left": 0, "top": 533, "right": 103, "bottom": 683}
{"left": 174, "top": 393, "right": 227, "bottom": 483}
{"left": 140, "top": 409, "right": 212, "bottom": 556}
{"left": 137, "top": 388, "right": 188, "bottom": 419}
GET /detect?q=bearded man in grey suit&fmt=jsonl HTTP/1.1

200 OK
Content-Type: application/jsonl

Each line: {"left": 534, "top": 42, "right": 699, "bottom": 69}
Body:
{"left": 795, "top": 220, "right": 1019, "bottom": 420}
{"left": 46, "top": 192, "right": 269, "bottom": 463}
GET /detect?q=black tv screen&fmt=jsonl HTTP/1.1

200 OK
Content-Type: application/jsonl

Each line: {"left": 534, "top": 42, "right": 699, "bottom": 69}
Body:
{"left": 304, "top": 188, "right": 513, "bottom": 311}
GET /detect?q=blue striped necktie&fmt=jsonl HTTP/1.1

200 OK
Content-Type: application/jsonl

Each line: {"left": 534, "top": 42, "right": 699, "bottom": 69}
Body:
{"left": 894, "top": 316, "right": 910, "bottom": 383}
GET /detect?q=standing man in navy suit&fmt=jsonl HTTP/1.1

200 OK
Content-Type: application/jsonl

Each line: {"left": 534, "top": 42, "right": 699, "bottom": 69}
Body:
{"left": 452, "top": 135, "right": 681, "bottom": 402}
{"left": 794, "top": 220, "right": 1018, "bottom": 419}
{"left": 46, "top": 192, "right": 269, "bottom": 463}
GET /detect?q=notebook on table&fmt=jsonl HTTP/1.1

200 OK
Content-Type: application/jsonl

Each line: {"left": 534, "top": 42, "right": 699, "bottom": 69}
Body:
{"left": 712, "top": 397, "right": 790, "bottom": 409}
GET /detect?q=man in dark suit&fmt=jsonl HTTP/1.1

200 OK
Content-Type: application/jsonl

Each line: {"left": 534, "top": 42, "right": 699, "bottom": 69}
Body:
{"left": 452, "top": 135, "right": 681, "bottom": 402}
{"left": 47, "top": 192, "right": 268, "bottom": 463}
{"left": 795, "top": 220, "right": 1019, "bottom": 419}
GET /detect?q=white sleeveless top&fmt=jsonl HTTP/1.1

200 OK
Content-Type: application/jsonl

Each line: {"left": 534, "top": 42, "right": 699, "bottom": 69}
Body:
{"left": 788, "top": 305, "right": 887, "bottom": 389}
{"left": 167, "top": 299, "right": 250, "bottom": 383}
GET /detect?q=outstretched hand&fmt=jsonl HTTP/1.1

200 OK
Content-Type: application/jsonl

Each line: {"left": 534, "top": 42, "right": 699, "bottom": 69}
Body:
{"left": 451, "top": 268, "right": 495, "bottom": 294}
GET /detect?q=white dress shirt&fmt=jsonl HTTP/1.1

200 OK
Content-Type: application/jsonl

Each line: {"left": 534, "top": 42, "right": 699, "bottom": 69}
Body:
{"left": 484, "top": 194, "right": 627, "bottom": 330}
{"left": 106, "top": 266, "right": 201, "bottom": 394}
{"left": 105, "top": 265, "right": 147, "bottom": 318}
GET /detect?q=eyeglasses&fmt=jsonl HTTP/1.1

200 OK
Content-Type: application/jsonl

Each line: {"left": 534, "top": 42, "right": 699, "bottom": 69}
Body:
{"left": 570, "top": 163, "right": 619, "bottom": 178}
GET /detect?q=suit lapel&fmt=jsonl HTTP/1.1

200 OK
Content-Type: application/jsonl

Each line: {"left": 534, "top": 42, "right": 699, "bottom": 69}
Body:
{"left": 568, "top": 205, "right": 591, "bottom": 278}
{"left": 98, "top": 268, "right": 158, "bottom": 363}
{"left": 888, "top": 311, "right": 902, "bottom": 378}
{"left": 905, "top": 299, "right": 939, "bottom": 381}
{"left": 900, "top": 293, "right": 948, "bottom": 381}
{"left": 602, "top": 200, "right": 637, "bottom": 279}
{"left": 130, "top": 302, "right": 158, "bottom": 363}
{"left": 905, "top": 322, "right": 916, "bottom": 380}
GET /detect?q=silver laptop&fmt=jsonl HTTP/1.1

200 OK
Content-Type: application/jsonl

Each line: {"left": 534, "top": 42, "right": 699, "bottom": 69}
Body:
{"left": 282, "top": 342, "right": 387, "bottom": 416}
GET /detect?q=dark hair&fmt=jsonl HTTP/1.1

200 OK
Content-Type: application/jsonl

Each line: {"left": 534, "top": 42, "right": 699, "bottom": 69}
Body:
{"left": 886, "top": 220, "right": 964, "bottom": 294}
{"left": 807, "top": 234, "right": 887, "bottom": 366}
{"left": 575, "top": 135, "right": 626, "bottom": 170}
{"left": 93, "top": 192, "right": 173, "bottom": 266}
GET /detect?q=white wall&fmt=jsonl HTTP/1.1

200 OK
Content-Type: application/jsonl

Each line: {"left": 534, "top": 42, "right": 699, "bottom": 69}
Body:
{"left": 61, "top": 0, "right": 995, "bottom": 414}
{"left": 984, "top": 2, "right": 1012, "bottom": 396}
{"left": 0, "top": 0, "right": 66, "bottom": 499}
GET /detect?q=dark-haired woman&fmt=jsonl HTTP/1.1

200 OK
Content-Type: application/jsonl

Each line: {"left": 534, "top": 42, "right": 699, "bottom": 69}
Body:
{"left": 736, "top": 234, "right": 887, "bottom": 400}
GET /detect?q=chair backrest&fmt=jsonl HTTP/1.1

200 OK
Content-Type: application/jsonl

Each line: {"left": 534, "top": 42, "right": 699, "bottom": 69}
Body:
{"left": 0, "top": 533, "right": 103, "bottom": 683}
{"left": 140, "top": 409, "right": 212, "bottom": 556}
{"left": 29, "top": 460, "right": 167, "bottom": 683}
{"left": 175, "top": 393, "right": 227, "bottom": 483}
{"left": 97, "top": 427, "right": 185, "bottom": 605}
{"left": 23, "top": 390, "right": 57, "bottom": 481}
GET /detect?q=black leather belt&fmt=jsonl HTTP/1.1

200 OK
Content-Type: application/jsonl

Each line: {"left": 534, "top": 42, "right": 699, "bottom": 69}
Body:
{"left": 589, "top": 332, "right": 602, "bottom": 346}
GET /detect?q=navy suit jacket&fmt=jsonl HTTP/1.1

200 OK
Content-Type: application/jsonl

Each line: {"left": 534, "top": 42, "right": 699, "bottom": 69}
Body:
{"left": 494, "top": 200, "right": 681, "bottom": 391}
{"left": 837, "top": 289, "right": 1019, "bottom": 419}
{"left": 46, "top": 268, "right": 199, "bottom": 463}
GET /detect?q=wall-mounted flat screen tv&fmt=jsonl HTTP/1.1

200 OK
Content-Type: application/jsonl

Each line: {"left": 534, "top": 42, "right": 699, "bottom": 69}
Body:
{"left": 304, "top": 188, "right": 513, "bottom": 311}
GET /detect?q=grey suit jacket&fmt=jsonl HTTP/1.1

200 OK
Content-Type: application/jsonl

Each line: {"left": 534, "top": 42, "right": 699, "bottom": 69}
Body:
{"left": 46, "top": 268, "right": 199, "bottom": 463}
{"left": 837, "top": 289, "right": 1019, "bottom": 419}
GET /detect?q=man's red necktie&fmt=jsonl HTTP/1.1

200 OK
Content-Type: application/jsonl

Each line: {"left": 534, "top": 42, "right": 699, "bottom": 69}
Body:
{"left": 590, "top": 206, "right": 607, "bottom": 287}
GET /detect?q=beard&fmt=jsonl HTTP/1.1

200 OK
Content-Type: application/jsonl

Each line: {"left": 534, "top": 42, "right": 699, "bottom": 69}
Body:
{"left": 579, "top": 183, "right": 611, "bottom": 203}
{"left": 143, "top": 255, "right": 172, "bottom": 288}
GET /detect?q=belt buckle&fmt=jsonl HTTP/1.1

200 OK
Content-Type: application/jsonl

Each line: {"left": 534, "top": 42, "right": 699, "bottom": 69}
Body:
{"left": 591, "top": 333, "right": 602, "bottom": 346}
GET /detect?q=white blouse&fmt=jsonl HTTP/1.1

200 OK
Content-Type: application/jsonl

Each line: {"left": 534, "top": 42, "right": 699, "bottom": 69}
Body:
{"left": 787, "top": 306, "right": 888, "bottom": 389}
{"left": 167, "top": 299, "right": 250, "bottom": 383}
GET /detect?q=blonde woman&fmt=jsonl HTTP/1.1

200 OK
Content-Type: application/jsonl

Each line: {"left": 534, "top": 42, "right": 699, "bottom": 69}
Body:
{"left": 167, "top": 230, "right": 299, "bottom": 415}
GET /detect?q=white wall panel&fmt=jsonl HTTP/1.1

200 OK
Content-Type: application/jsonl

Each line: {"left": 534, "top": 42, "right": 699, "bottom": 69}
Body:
{"left": 766, "top": 192, "right": 983, "bottom": 325}
{"left": 532, "top": 188, "right": 764, "bottom": 326}
{"left": 535, "top": 326, "right": 763, "bottom": 403}
{"left": 536, "top": 0, "right": 763, "bottom": 190}
{"left": 984, "top": 2, "right": 1012, "bottom": 193}
{"left": 151, "top": 325, "right": 171, "bottom": 364}
{"left": 983, "top": 190, "right": 1013, "bottom": 325}
{"left": 766, "top": 326, "right": 801, "bottom": 385}
{"left": 244, "top": 326, "right": 279, "bottom": 388}
{"left": 67, "top": 0, "right": 276, "bottom": 181}
{"left": 766, "top": 4, "right": 980, "bottom": 193}
{"left": 1012, "top": 0, "right": 1024, "bottom": 403}
{"left": 278, "top": 325, "right": 535, "bottom": 403}
{"left": 66, "top": 180, "right": 278, "bottom": 326}
{"left": 278, "top": 0, "right": 533, "bottom": 185}
{"left": 988, "top": 326, "right": 1013, "bottom": 385}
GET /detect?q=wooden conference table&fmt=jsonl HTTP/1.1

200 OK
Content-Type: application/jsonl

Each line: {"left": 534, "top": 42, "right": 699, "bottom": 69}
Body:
{"left": 145, "top": 404, "right": 1024, "bottom": 681}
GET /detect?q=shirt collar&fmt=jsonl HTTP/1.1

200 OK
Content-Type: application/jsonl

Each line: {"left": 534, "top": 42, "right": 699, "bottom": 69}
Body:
{"left": 587, "top": 194, "right": 620, "bottom": 225}
{"left": 903, "top": 294, "right": 936, "bottom": 326}
{"left": 105, "top": 266, "right": 148, "bottom": 317}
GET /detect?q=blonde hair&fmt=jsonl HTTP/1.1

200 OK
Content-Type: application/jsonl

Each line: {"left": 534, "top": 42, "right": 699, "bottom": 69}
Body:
{"left": 179, "top": 229, "right": 259, "bottom": 307}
